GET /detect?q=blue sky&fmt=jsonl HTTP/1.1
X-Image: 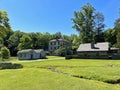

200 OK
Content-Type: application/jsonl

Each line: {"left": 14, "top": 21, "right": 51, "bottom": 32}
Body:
{"left": 0, "top": 0, "right": 120, "bottom": 35}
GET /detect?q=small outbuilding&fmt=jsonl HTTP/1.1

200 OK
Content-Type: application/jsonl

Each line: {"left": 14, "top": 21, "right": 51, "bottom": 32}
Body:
{"left": 18, "top": 49, "right": 46, "bottom": 60}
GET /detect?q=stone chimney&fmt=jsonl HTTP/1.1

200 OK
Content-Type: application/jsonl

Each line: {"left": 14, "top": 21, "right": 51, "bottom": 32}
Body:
{"left": 91, "top": 42, "right": 95, "bottom": 49}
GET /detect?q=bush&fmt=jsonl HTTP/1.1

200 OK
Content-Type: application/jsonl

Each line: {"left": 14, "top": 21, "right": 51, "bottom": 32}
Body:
{"left": 0, "top": 62, "right": 23, "bottom": 69}
{"left": 0, "top": 52, "right": 2, "bottom": 61}
{"left": 1, "top": 47, "right": 10, "bottom": 59}
{"left": 54, "top": 47, "right": 66, "bottom": 56}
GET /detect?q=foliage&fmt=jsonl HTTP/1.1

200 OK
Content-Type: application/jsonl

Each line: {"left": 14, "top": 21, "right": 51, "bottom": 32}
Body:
{"left": 0, "top": 37, "right": 3, "bottom": 49}
{"left": 8, "top": 30, "right": 23, "bottom": 56}
{"left": 72, "top": 35, "right": 81, "bottom": 50}
{"left": 0, "top": 37, "right": 3, "bottom": 44}
{"left": 40, "top": 32, "right": 52, "bottom": 50}
{"left": 72, "top": 3, "right": 95, "bottom": 43}
{"left": 53, "top": 32, "right": 62, "bottom": 39}
{"left": 0, "top": 10, "right": 12, "bottom": 38}
{"left": 1, "top": 47, "right": 10, "bottom": 59}
{"left": 53, "top": 46, "right": 66, "bottom": 56}
{"left": 72, "top": 3, "right": 105, "bottom": 43}
{"left": 114, "top": 18, "right": 120, "bottom": 49}
{"left": 0, "top": 62, "right": 23, "bottom": 69}
{"left": 28, "top": 32, "right": 41, "bottom": 49}
{"left": 0, "top": 52, "right": 2, "bottom": 61}
{"left": 94, "top": 12, "right": 105, "bottom": 42}
{"left": 104, "top": 28, "right": 117, "bottom": 46}
{"left": 18, "top": 34, "right": 32, "bottom": 50}
{"left": 0, "top": 6, "right": 120, "bottom": 57}
{"left": 0, "top": 10, "right": 13, "bottom": 47}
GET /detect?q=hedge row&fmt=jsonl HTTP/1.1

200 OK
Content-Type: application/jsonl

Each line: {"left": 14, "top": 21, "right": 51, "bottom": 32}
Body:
{"left": 0, "top": 62, "right": 23, "bottom": 69}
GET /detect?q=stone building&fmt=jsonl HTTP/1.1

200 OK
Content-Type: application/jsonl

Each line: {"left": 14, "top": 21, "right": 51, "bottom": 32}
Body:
{"left": 76, "top": 42, "right": 119, "bottom": 59}
{"left": 48, "top": 38, "right": 69, "bottom": 55}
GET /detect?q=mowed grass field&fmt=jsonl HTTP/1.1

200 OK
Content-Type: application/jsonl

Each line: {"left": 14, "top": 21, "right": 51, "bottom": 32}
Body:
{"left": 1, "top": 56, "right": 120, "bottom": 90}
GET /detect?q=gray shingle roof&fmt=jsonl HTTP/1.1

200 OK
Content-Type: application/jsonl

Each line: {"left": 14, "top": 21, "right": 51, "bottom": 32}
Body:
{"left": 18, "top": 49, "right": 32, "bottom": 53}
{"left": 33, "top": 49, "right": 44, "bottom": 53}
{"left": 18, "top": 49, "right": 44, "bottom": 53}
{"left": 49, "top": 38, "right": 68, "bottom": 42}
{"left": 77, "top": 42, "right": 109, "bottom": 52}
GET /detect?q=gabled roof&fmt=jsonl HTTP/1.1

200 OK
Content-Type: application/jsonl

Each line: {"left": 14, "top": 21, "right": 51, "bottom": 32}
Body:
{"left": 49, "top": 38, "right": 68, "bottom": 42}
{"left": 33, "top": 49, "right": 44, "bottom": 53}
{"left": 18, "top": 49, "right": 44, "bottom": 53}
{"left": 77, "top": 42, "right": 109, "bottom": 52}
{"left": 18, "top": 49, "right": 32, "bottom": 53}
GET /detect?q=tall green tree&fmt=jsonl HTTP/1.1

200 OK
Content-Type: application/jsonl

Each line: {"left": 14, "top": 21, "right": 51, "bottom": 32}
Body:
{"left": 72, "top": 36, "right": 81, "bottom": 49}
{"left": 114, "top": 8, "right": 120, "bottom": 49}
{"left": 114, "top": 18, "right": 120, "bottom": 48}
{"left": 0, "top": 9, "right": 13, "bottom": 47}
{"left": 104, "top": 28, "right": 116, "bottom": 46}
{"left": 72, "top": 3, "right": 95, "bottom": 43}
{"left": 18, "top": 34, "right": 32, "bottom": 50}
{"left": 28, "top": 32, "right": 40, "bottom": 49}
{"left": 0, "top": 51, "right": 2, "bottom": 61}
{"left": 0, "top": 37, "right": 3, "bottom": 49}
{"left": 8, "top": 30, "right": 23, "bottom": 56}
{"left": 94, "top": 12, "right": 105, "bottom": 42}
{"left": 40, "top": 32, "right": 52, "bottom": 50}
{"left": 54, "top": 32, "right": 62, "bottom": 39}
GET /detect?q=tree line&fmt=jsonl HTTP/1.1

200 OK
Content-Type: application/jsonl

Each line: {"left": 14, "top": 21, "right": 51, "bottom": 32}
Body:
{"left": 0, "top": 3, "right": 120, "bottom": 57}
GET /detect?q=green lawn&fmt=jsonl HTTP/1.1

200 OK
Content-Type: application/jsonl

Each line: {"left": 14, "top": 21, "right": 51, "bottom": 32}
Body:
{"left": 46, "top": 55, "right": 64, "bottom": 59}
{"left": 1, "top": 57, "right": 120, "bottom": 90}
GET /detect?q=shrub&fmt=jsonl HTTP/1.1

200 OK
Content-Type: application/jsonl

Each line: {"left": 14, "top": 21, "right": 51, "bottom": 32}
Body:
{"left": 54, "top": 46, "right": 66, "bottom": 56}
{"left": 0, "top": 62, "right": 23, "bottom": 69}
{"left": 1, "top": 47, "right": 10, "bottom": 59}
{"left": 0, "top": 52, "right": 2, "bottom": 61}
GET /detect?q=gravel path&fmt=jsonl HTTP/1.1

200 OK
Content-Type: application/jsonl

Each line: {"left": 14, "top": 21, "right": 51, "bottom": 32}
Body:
{"left": 18, "top": 57, "right": 65, "bottom": 62}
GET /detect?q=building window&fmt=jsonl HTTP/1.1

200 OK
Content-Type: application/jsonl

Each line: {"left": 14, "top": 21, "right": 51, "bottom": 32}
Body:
{"left": 19, "top": 53, "right": 22, "bottom": 57}
{"left": 54, "top": 42, "right": 56, "bottom": 45}
{"left": 40, "top": 54, "right": 41, "bottom": 58}
{"left": 24, "top": 53, "right": 26, "bottom": 57}
{"left": 51, "top": 42, "right": 52, "bottom": 45}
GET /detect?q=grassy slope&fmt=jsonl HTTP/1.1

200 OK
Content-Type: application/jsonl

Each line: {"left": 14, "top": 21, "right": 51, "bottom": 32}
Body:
{"left": 0, "top": 68, "right": 119, "bottom": 90}
{"left": 0, "top": 58, "right": 120, "bottom": 90}
{"left": 54, "top": 59, "right": 120, "bottom": 83}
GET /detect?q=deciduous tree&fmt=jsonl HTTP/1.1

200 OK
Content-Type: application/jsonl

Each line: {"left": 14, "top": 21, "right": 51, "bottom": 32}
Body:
{"left": 18, "top": 34, "right": 32, "bottom": 50}
{"left": 94, "top": 12, "right": 105, "bottom": 42}
{"left": 72, "top": 3, "right": 95, "bottom": 43}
